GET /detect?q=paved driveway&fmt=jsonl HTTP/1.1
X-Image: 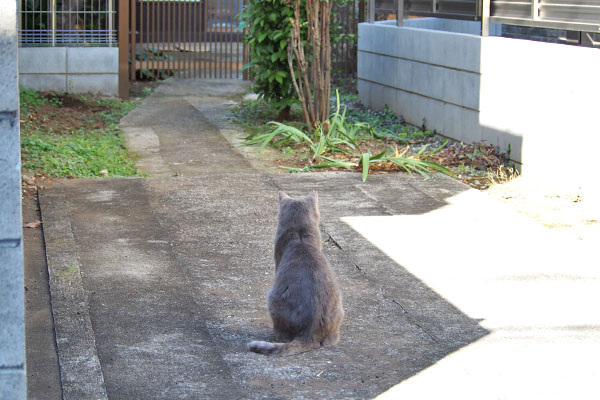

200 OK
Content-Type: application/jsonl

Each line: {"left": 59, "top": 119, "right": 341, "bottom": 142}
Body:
{"left": 39, "top": 79, "right": 600, "bottom": 399}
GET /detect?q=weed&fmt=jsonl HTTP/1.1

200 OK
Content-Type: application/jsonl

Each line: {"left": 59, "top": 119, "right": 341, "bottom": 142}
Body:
{"left": 95, "top": 97, "right": 138, "bottom": 124}
{"left": 20, "top": 88, "right": 139, "bottom": 178}
{"left": 142, "top": 87, "right": 154, "bottom": 97}
{"left": 134, "top": 48, "right": 175, "bottom": 80}
{"left": 231, "top": 97, "right": 304, "bottom": 128}
{"left": 20, "top": 88, "right": 46, "bottom": 112}
{"left": 20, "top": 88, "right": 63, "bottom": 115}
{"left": 21, "top": 130, "right": 137, "bottom": 177}
{"left": 242, "top": 91, "right": 450, "bottom": 181}
{"left": 486, "top": 165, "right": 520, "bottom": 187}
{"left": 243, "top": 92, "right": 369, "bottom": 157}
{"left": 233, "top": 89, "right": 515, "bottom": 187}
{"left": 338, "top": 101, "right": 433, "bottom": 143}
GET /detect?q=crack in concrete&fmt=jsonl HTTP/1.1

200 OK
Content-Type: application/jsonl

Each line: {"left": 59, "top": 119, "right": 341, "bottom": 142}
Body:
{"left": 324, "top": 232, "right": 365, "bottom": 273}
{"left": 325, "top": 229, "right": 446, "bottom": 351}
{"left": 354, "top": 184, "right": 396, "bottom": 215}
{"left": 388, "top": 296, "right": 445, "bottom": 349}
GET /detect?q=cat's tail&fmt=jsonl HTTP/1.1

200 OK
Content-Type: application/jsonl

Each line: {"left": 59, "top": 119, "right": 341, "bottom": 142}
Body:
{"left": 247, "top": 339, "right": 318, "bottom": 356}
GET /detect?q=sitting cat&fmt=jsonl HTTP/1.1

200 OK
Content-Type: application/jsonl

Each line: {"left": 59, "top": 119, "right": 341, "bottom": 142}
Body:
{"left": 248, "top": 191, "right": 344, "bottom": 356}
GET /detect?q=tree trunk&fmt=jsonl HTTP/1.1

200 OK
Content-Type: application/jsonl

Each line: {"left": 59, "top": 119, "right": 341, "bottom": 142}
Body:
{"left": 288, "top": 0, "right": 333, "bottom": 131}
{"left": 277, "top": 105, "right": 292, "bottom": 122}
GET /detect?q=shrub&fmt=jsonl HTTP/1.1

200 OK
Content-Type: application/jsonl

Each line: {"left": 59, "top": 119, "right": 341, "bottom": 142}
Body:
{"left": 238, "top": 0, "right": 297, "bottom": 119}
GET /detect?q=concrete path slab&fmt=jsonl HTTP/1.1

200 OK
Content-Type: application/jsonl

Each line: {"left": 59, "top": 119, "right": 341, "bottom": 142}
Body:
{"left": 39, "top": 79, "right": 600, "bottom": 399}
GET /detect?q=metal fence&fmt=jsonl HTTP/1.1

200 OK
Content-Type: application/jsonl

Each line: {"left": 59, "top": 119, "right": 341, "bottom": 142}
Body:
{"left": 487, "top": 0, "right": 600, "bottom": 34}
{"left": 18, "top": 0, "right": 363, "bottom": 78}
{"left": 127, "top": 0, "right": 361, "bottom": 81}
{"left": 332, "top": 0, "right": 365, "bottom": 77}
{"left": 18, "top": 0, "right": 117, "bottom": 47}
{"left": 403, "top": 0, "right": 478, "bottom": 20}
{"left": 370, "top": 0, "right": 600, "bottom": 38}
{"left": 128, "top": 0, "right": 247, "bottom": 80}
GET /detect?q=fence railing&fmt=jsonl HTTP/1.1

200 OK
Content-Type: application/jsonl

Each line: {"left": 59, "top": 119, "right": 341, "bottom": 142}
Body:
{"left": 487, "top": 0, "right": 600, "bottom": 34}
{"left": 369, "top": 0, "right": 600, "bottom": 36}
{"left": 128, "top": 0, "right": 247, "bottom": 80}
{"left": 332, "top": 0, "right": 364, "bottom": 77}
{"left": 18, "top": 0, "right": 117, "bottom": 47}
{"left": 403, "top": 0, "right": 479, "bottom": 20}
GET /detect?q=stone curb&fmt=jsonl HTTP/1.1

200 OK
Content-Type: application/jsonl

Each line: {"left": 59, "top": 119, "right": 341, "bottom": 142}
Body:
{"left": 39, "top": 189, "right": 108, "bottom": 400}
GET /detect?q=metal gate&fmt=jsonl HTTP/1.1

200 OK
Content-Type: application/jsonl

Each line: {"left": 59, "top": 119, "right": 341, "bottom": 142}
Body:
{"left": 128, "top": 0, "right": 248, "bottom": 80}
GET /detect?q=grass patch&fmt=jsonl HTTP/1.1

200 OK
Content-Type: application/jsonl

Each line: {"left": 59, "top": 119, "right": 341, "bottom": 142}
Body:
{"left": 20, "top": 88, "right": 139, "bottom": 178}
{"left": 235, "top": 91, "right": 450, "bottom": 181}
{"left": 232, "top": 89, "right": 513, "bottom": 188}
{"left": 232, "top": 92, "right": 435, "bottom": 144}
{"left": 21, "top": 130, "right": 138, "bottom": 177}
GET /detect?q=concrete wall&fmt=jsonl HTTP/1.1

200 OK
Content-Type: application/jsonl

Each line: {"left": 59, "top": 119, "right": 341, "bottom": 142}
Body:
{"left": 19, "top": 47, "right": 119, "bottom": 96}
{"left": 0, "top": 0, "right": 26, "bottom": 398}
{"left": 358, "top": 19, "right": 600, "bottom": 179}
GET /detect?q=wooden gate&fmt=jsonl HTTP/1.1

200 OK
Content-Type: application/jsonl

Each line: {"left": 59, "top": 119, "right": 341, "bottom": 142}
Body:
{"left": 127, "top": 0, "right": 248, "bottom": 81}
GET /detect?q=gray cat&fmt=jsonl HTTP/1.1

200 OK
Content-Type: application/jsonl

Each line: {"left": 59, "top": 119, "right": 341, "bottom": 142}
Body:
{"left": 248, "top": 191, "right": 344, "bottom": 356}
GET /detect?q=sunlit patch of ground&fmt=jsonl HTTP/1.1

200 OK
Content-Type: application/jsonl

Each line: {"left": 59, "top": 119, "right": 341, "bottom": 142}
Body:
{"left": 486, "top": 176, "right": 600, "bottom": 242}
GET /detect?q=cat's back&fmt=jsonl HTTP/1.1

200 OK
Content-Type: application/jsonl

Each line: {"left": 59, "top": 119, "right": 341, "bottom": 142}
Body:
{"left": 274, "top": 191, "right": 339, "bottom": 285}
{"left": 276, "top": 235, "right": 341, "bottom": 305}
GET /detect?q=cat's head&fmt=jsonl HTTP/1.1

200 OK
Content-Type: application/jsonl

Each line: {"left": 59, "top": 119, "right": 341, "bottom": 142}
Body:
{"left": 278, "top": 191, "right": 320, "bottom": 226}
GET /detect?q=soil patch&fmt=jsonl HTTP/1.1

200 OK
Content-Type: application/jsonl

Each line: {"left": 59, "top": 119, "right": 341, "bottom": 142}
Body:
{"left": 21, "top": 92, "right": 114, "bottom": 134}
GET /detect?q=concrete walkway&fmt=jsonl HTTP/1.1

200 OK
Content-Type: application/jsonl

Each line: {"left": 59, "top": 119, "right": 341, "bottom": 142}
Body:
{"left": 39, "top": 79, "right": 600, "bottom": 399}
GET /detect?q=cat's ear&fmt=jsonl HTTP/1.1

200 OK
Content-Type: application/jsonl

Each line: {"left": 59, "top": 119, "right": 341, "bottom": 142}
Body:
{"left": 279, "top": 191, "right": 291, "bottom": 202}
{"left": 309, "top": 191, "right": 318, "bottom": 207}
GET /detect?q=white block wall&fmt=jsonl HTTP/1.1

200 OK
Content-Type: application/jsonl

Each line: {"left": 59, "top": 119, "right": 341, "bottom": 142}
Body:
{"left": 19, "top": 47, "right": 118, "bottom": 96}
{"left": 358, "top": 19, "right": 600, "bottom": 179}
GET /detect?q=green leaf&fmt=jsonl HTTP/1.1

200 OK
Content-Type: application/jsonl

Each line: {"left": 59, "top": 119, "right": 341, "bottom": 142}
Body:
{"left": 360, "top": 152, "right": 370, "bottom": 182}
{"left": 316, "top": 156, "right": 356, "bottom": 169}
{"left": 241, "top": 60, "right": 257, "bottom": 71}
{"left": 371, "top": 149, "right": 387, "bottom": 161}
{"left": 267, "top": 121, "right": 314, "bottom": 145}
{"left": 416, "top": 144, "right": 429, "bottom": 157}
{"left": 280, "top": 166, "right": 312, "bottom": 173}
{"left": 426, "top": 140, "right": 449, "bottom": 157}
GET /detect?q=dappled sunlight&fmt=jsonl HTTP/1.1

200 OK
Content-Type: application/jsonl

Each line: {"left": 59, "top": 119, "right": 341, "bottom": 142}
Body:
{"left": 342, "top": 188, "right": 600, "bottom": 398}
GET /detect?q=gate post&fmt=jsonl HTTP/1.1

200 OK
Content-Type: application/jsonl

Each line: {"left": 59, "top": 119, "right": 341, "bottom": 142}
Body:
{"left": 118, "top": 0, "right": 130, "bottom": 98}
{"left": 397, "top": 0, "right": 404, "bottom": 26}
